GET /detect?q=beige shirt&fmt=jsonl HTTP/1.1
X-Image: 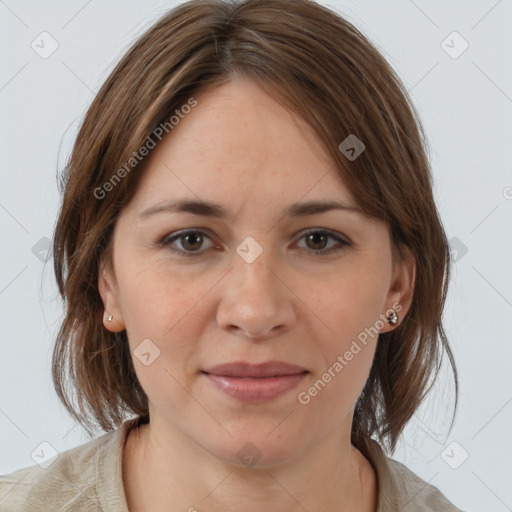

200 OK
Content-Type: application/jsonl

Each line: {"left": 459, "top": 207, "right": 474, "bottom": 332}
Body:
{"left": 0, "top": 415, "right": 464, "bottom": 511}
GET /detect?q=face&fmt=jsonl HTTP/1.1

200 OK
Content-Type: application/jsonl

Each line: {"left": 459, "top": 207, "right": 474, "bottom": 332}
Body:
{"left": 99, "top": 75, "right": 415, "bottom": 467}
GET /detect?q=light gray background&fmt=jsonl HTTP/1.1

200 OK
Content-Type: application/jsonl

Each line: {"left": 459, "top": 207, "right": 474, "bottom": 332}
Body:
{"left": 1, "top": 1, "right": 511, "bottom": 511}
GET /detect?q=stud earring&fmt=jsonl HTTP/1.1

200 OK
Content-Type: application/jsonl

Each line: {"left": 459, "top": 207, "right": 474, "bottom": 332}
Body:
{"left": 387, "top": 311, "right": 398, "bottom": 325}
{"left": 107, "top": 314, "right": 113, "bottom": 322}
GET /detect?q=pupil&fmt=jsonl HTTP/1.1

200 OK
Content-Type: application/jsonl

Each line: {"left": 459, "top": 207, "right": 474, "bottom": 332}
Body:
{"left": 184, "top": 233, "right": 202, "bottom": 250}
{"left": 308, "top": 232, "right": 326, "bottom": 250}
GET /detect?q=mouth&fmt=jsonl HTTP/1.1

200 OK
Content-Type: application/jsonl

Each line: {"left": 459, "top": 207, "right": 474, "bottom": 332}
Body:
{"left": 202, "top": 360, "right": 308, "bottom": 378}
{"left": 201, "top": 361, "right": 309, "bottom": 402}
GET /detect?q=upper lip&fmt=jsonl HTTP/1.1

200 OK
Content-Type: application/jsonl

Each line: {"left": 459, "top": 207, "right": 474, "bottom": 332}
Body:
{"left": 202, "top": 361, "right": 308, "bottom": 378}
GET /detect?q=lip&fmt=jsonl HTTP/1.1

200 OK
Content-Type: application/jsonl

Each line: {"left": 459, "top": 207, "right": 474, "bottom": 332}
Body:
{"left": 201, "top": 361, "right": 309, "bottom": 403}
{"left": 202, "top": 361, "right": 308, "bottom": 378}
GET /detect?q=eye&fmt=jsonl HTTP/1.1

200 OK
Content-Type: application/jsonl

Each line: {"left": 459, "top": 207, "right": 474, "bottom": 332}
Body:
{"left": 160, "top": 230, "right": 215, "bottom": 256}
{"left": 294, "top": 229, "right": 351, "bottom": 256}
{"left": 159, "top": 229, "right": 351, "bottom": 258}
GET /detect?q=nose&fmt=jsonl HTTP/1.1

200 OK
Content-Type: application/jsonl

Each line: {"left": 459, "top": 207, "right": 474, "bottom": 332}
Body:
{"left": 216, "top": 248, "right": 296, "bottom": 340}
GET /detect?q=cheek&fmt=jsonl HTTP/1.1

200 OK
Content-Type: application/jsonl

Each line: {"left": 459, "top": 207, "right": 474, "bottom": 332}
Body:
{"left": 294, "top": 258, "right": 388, "bottom": 404}
{"left": 300, "top": 261, "right": 388, "bottom": 341}
{"left": 117, "top": 259, "right": 213, "bottom": 378}
{"left": 298, "top": 275, "right": 382, "bottom": 417}
{"left": 117, "top": 255, "right": 199, "bottom": 331}
{"left": 118, "top": 262, "right": 208, "bottom": 408}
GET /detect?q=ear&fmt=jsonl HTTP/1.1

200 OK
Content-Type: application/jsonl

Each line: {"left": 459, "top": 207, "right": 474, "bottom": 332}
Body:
{"left": 98, "top": 259, "right": 126, "bottom": 333}
{"left": 381, "top": 244, "right": 416, "bottom": 333}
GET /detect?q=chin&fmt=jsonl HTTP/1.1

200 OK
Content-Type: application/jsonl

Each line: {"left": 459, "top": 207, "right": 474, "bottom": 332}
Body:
{"left": 203, "top": 431, "right": 307, "bottom": 469}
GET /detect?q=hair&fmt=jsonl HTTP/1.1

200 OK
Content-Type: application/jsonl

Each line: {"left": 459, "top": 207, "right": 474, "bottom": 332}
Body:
{"left": 51, "top": 0, "right": 458, "bottom": 456}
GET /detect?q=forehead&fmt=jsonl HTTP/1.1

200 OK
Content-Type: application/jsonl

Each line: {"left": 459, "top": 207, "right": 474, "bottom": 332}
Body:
{"left": 127, "top": 76, "right": 358, "bottom": 215}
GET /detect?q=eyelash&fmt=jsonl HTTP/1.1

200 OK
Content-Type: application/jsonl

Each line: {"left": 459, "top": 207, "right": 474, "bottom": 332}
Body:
{"left": 158, "top": 229, "right": 352, "bottom": 258}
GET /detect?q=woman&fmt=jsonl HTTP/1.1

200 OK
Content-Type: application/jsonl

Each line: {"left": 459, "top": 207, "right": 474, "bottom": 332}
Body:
{"left": 0, "top": 0, "right": 464, "bottom": 510}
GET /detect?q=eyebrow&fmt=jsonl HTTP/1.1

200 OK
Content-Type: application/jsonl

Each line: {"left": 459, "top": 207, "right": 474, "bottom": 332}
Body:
{"left": 137, "top": 199, "right": 366, "bottom": 221}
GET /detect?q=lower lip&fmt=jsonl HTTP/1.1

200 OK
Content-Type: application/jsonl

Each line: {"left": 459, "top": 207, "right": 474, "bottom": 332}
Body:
{"left": 202, "top": 372, "right": 308, "bottom": 402}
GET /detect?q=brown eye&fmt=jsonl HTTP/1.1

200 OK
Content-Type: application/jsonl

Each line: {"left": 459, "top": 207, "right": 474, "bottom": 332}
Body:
{"left": 161, "top": 230, "right": 214, "bottom": 256}
{"left": 305, "top": 232, "right": 329, "bottom": 251}
{"left": 180, "top": 232, "right": 204, "bottom": 252}
{"left": 296, "top": 229, "right": 351, "bottom": 257}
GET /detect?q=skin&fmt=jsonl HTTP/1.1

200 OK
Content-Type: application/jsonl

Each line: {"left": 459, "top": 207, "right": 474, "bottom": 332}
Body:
{"left": 98, "top": 75, "right": 415, "bottom": 512}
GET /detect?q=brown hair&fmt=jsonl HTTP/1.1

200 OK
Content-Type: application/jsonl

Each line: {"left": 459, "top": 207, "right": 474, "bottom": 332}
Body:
{"left": 52, "top": 0, "right": 458, "bottom": 455}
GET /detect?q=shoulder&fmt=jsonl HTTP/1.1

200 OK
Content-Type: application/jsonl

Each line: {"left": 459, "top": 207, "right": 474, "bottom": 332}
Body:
{"left": 364, "top": 439, "right": 465, "bottom": 512}
{"left": 0, "top": 433, "right": 110, "bottom": 512}
{"left": 385, "top": 457, "right": 465, "bottom": 511}
{"left": 0, "top": 417, "right": 139, "bottom": 512}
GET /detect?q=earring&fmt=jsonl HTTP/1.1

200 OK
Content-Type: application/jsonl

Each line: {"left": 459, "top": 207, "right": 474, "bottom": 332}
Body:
{"left": 107, "top": 314, "right": 113, "bottom": 322}
{"left": 387, "top": 311, "right": 398, "bottom": 325}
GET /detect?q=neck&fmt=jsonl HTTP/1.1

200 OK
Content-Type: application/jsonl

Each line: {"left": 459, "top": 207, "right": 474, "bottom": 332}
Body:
{"left": 122, "top": 412, "right": 377, "bottom": 512}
